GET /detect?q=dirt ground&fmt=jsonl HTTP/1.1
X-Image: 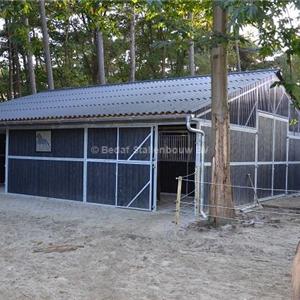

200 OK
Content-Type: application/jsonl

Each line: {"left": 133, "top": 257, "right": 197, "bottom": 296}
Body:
{"left": 0, "top": 193, "right": 299, "bottom": 300}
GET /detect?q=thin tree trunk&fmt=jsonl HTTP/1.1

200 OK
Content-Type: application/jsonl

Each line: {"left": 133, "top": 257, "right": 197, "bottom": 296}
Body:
{"left": 0, "top": 68, "right": 8, "bottom": 101}
{"left": 14, "top": 45, "right": 22, "bottom": 97}
{"left": 210, "top": 2, "right": 234, "bottom": 226}
{"left": 188, "top": 12, "right": 195, "bottom": 76}
{"left": 24, "top": 16, "right": 37, "bottom": 94}
{"left": 96, "top": 30, "right": 106, "bottom": 85}
{"left": 63, "top": 18, "right": 70, "bottom": 86}
{"left": 6, "top": 19, "right": 14, "bottom": 100}
{"left": 161, "top": 45, "right": 166, "bottom": 77}
{"left": 235, "top": 39, "right": 241, "bottom": 71}
{"left": 129, "top": 8, "right": 136, "bottom": 82}
{"left": 235, "top": 27, "right": 241, "bottom": 72}
{"left": 77, "top": 15, "right": 96, "bottom": 84}
{"left": 39, "top": 0, "right": 54, "bottom": 90}
{"left": 22, "top": 54, "right": 29, "bottom": 94}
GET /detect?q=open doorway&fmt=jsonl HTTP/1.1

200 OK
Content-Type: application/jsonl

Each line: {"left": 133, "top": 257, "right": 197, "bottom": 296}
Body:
{"left": 156, "top": 125, "right": 195, "bottom": 211}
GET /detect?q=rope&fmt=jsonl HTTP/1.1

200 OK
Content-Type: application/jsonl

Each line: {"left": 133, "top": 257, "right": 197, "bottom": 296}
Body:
{"left": 180, "top": 189, "right": 195, "bottom": 201}
{"left": 174, "top": 172, "right": 300, "bottom": 225}
{"left": 177, "top": 195, "right": 300, "bottom": 219}
{"left": 176, "top": 172, "right": 195, "bottom": 180}
{"left": 202, "top": 203, "right": 300, "bottom": 216}
{"left": 181, "top": 201, "right": 194, "bottom": 206}
{"left": 180, "top": 178, "right": 300, "bottom": 194}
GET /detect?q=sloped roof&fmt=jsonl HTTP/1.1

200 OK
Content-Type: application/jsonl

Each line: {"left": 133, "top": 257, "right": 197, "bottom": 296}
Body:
{"left": 0, "top": 69, "right": 277, "bottom": 123}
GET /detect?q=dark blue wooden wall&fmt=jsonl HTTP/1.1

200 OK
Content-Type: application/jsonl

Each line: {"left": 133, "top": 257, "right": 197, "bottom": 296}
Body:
{"left": 8, "top": 129, "right": 84, "bottom": 201}
{"left": 9, "top": 129, "right": 84, "bottom": 157}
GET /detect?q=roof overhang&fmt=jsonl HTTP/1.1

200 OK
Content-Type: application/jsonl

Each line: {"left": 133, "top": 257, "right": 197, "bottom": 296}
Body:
{"left": 0, "top": 112, "right": 188, "bottom": 128}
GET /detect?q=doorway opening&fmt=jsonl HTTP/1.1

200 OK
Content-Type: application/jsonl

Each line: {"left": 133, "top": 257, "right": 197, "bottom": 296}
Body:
{"left": 156, "top": 125, "right": 195, "bottom": 212}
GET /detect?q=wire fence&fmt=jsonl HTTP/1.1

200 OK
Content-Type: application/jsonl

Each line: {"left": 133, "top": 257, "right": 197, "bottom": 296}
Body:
{"left": 173, "top": 171, "right": 300, "bottom": 225}
{"left": 181, "top": 177, "right": 300, "bottom": 194}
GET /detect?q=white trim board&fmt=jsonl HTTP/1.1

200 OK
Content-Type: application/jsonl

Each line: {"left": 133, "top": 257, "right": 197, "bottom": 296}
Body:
{"left": 8, "top": 155, "right": 84, "bottom": 162}
{"left": 198, "top": 119, "right": 257, "bottom": 134}
{"left": 288, "top": 134, "right": 300, "bottom": 140}
{"left": 257, "top": 111, "right": 289, "bottom": 122}
{"left": 8, "top": 155, "right": 153, "bottom": 166}
{"left": 203, "top": 161, "right": 300, "bottom": 167}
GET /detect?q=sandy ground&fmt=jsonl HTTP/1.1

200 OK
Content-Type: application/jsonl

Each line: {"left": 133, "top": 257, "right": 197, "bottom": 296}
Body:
{"left": 0, "top": 193, "right": 299, "bottom": 300}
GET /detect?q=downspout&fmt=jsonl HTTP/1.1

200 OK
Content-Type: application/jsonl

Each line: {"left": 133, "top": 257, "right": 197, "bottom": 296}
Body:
{"left": 186, "top": 114, "right": 207, "bottom": 219}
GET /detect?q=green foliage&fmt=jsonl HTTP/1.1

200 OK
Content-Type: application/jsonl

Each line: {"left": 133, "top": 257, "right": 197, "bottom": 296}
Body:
{"left": 223, "top": 0, "right": 300, "bottom": 105}
{"left": 0, "top": 0, "right": 299, "bottom": 102}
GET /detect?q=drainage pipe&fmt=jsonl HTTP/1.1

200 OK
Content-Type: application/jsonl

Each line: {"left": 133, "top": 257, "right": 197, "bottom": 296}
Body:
{"left": 186, "top": 114, "right": 207, "bottom": 219}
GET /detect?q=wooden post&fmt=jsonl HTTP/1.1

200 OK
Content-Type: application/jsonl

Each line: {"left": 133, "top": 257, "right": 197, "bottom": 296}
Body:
{"left": 175, "top": 176, "right": 182, "bottom": 225}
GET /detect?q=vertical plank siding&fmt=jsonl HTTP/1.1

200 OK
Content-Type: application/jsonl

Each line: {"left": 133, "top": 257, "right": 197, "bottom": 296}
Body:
{"left": 9, "top": 129, "right": 84, "bottom": 158}
{"left": 202, "top": 126, "right": 212, "bottom": 163}
{"left": 200, "top": 114, "right": 292, "bottom": 206}
{"left": 274, "top": 121, "right": 287, "bottom": 161}
{"left": 289, "top": 139, "right": 300, "bottom": 161}
{"left": 203, "top": 166, "right": 211, "bottom": 206}
{"left": 87, "top": 162, "right": 116, "bottom": 205}
{"left": 8, "top": 159, "right": 83, "bottom": 201}
{"left": 258, "top": 117, "right": 273, "bottom": 162}
{"left": 117, "top": 164, "right": 150, "bottom": 209}
{"left": 288, "top": 164, "right": 300, "bottom": 194}
{"left": 230, "top": 131, "right": 255, "bottom": 162}
{"left": 88, "top": 128, "right": 117, "bottom": 159}
{"left": 231, "top": 165, "right": 255, "bottom": 206}
{"left": 118, "top": 127, "right": 150, "bottom": 161}
{"left": 257, "top": 165, "right": 273, "bottom": 199}
{"left": 274, "top": 164, "right": 287, "bottom": 195}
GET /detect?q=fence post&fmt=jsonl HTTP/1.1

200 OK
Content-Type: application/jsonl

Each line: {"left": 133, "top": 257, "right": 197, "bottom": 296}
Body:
{"left": 175, "top": 176, "right": 183, "bottom": 225}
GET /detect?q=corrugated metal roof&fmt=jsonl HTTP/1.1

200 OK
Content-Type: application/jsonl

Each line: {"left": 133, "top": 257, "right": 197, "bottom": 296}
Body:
{"left": 0, "top": 69, "right": 277, "bottom": 123}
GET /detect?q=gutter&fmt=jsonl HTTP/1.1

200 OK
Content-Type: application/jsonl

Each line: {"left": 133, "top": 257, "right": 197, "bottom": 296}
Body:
{"left": 0, "top": 113, "right": 187, "bottom": 128}
{"left": 186, "top": 114, "right": 207, "bottom": 219}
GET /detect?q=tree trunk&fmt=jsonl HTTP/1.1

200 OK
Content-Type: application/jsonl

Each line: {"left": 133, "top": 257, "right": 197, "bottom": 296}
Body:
{"left": 188, "top": 12, "right": 195, "bottom": 76}
{"left": 39, "top": 0, "right": 54, "bottom": 90}
{"left": 24, "top": 16, "right": 37, "bottom": 94}
{"left": 235, "top": 39, "right": 241, "bottom": 72}
{"left": 210, "top": 2, "right": 234, "bottom": 226}
{"left": 13, "top": 44, "right": 22, "bottom": 98}
{"left": 6, "top": 19, "right": 14, "bottom": 100}
{"left": 129, "top": 8, "right": 136, "bottom": 82}
{"left": 161, "top": 45, "right": 166, "bottom": 77}
{"left": 96, "top": 30, "right": 106, "bottom": 85}
{"left": 235, "top": 28, "right": 241, "bottom": 72}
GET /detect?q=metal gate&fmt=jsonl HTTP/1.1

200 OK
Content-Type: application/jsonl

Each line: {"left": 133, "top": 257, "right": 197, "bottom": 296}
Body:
{"left": 86, "top": 126, "right": 155, "bottom": 211}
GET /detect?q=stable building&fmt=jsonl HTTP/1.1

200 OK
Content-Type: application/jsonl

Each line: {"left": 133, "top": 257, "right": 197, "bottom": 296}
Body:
{"left": 0, "top": 69, "right": 299, "bottom": 211}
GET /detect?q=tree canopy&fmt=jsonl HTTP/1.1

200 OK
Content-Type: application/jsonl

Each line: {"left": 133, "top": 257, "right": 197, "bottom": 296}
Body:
{"left": 0, "top": 0, "right": 299, "bottom": 101}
